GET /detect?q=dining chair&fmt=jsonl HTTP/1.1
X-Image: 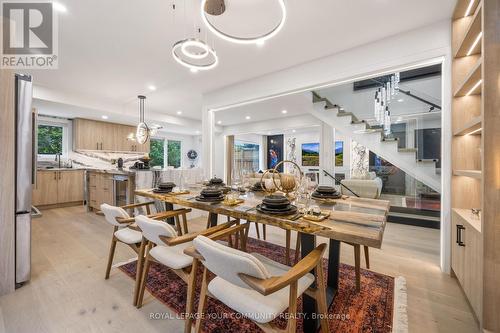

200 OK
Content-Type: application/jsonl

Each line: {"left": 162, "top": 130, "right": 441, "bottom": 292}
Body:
{"left": 135, "top": 215, "right": 242, "bottom": 309}
{"left": 100, "top": 202, "right": 191, "bottom": 305}
{"left": 189, "top": 235, "right": 330, "bottom": 333}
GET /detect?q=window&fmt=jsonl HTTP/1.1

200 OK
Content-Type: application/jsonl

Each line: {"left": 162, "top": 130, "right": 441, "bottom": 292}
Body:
{"left": 167, "top": 140, "right": 181, "bottom": 168}
{"left": 38, "top": 125, "right": 63, "bottom": 155}
{"left": 149, "top": 138, "right": 165, "bottom": 167}
{"left": 234, "top": 141, "right": 260, "bottom": 172}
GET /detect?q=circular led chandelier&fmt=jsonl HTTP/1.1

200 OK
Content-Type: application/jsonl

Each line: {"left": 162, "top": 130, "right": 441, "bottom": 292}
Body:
{"left": 172, "top": 38, "right": 218, "bottom": 71}
{"left": 200, "top": 0, "right": 287, "bottom": 45}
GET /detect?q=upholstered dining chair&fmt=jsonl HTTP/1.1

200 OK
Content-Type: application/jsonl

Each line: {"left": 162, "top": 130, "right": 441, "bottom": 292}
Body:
{"left": 135, "top": 215, "right": 242, "bottom": 309}
{"left": 190, "top": 235, "right": 330, "bottom": 333}
{"left": 100, "top": 202, "right": 191, "bottom": 306}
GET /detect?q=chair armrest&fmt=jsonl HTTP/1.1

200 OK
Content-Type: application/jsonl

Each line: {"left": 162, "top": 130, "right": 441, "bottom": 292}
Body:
{"left": 238, "top": 243, "right": 327, "bottom": 296}
{"left": 120, "top": 201, "right": 156, "bottom": 210}
{"left": 205, "top": 223, "right": 249, "bottom": 241}
{"left": 183, "top": 246, "right": 204, "bottom": 260}
{"left": 160, "top": 220, "right": 239, "bottom": 246}
{"left": 115, "top": 209, "right": 192, "bottom": 224}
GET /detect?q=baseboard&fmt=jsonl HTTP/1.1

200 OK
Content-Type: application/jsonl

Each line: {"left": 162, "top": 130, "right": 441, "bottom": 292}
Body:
{"left": 36, "top": 201, "right": 84, "bottom": 210}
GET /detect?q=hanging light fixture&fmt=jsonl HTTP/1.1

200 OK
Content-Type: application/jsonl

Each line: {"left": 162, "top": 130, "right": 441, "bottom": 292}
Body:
{"left": 136, "top": 95, "right": 149, "bottom": 144}
{"left": 171, "top": 2, "right": 218, "bottom": 72}
{"left": 201, "top": 0, "right": 286, "bottom": 45}
{"left": 373, "top": 72, "right": 400, "bottom": 135}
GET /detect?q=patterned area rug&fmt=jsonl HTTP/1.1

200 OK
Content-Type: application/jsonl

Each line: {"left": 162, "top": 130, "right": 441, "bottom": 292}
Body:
{"left": 119, "top": 238, "right": 394, "bottom": 332}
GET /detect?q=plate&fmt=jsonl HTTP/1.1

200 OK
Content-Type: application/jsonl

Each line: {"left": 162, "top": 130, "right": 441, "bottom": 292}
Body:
{"left": 195, "top": 196, "right": 224, "bottom": 203}
{"left": 256, "top": 204, "right": 297, "bottom": 215}
{"left": 153, "top": 188, "right": 173, "bottom": 194}
{"left": 312, "top": 192, "right": 341, "bottom": 199}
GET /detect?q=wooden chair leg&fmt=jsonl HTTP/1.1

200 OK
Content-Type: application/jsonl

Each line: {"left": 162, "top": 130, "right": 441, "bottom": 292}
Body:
{"left": 286, "top": 281, "right": 298, "bottom": 333}
{"left": 364, "top": 246, "right": 370, "bottom": 269}
{"left": 315, "top": 261, "right": 330, "bottom": 332}
{"left": 294, "top": 233, "right": 301, "bottom": 265}
{"left": 262, "top": 224, "right": 267, "bottom": 240}
{"left": 184, "top": 259, "right": 199, "bottom": 333}
{"left": 194, "top": 268, "right": 209, "bottom": 333}
{"left": 354, "top": 244, "right": 361, "bottom": 291}
{"left": 133, "top": 238, "right": 147, "bottom": 306}
{"left": 182, "top": 213, "right": 189, "bottom": 235}
{"left": 285, "top": 230, "right": 291, "bottom": 266}
{"left": 137, "top": 244, "right": 153, "bottom": 308}
{"left": 175, "top": 215, "right": 183, "bottom": 236}
{"left": 254, "top": 222, "right": 261, "bottom": 239}
{"left": 105, "top": 230, "right": 118, "bottom": 279}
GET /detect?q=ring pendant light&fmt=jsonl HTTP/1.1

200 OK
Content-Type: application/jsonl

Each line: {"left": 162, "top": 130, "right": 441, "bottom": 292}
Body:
{"left": 172, "top": 38, "right": 218, "bottom": 71}
{"left": 200, "top": 0, "right": 287, "bottom": 45}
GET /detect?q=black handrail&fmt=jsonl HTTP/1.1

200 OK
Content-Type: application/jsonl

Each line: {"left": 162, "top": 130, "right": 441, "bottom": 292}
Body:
{"left": 322, "top": 169, "right": 360, "bottom": 198}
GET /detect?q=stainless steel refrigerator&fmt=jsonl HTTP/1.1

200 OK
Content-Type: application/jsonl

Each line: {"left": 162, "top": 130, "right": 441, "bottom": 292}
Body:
{"left": 14, "top": 74, "right": 35, "bottom": 286}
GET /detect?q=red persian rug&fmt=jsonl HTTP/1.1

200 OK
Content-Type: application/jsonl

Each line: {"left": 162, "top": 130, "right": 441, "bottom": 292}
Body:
{"left": 119, "top": 238, "right": 394, "bottom": 332}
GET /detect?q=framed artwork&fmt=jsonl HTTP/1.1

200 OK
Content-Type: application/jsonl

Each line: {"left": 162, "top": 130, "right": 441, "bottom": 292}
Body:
{"left": 267, "top": 134, "right": 284, "bottom": 172}
{"left": 301, "top": 142, "right": 320, "bottom": 166}
{"left": 335, "top": 141, "right": 343, "bottom": 166}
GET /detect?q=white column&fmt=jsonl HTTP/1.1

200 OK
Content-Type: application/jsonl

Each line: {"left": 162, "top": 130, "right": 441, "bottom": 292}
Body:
{"left": 201, "top": 108, "right": 215, "bottom": 179}
{"left": 319, "top": 122, "right": 334, "bottom": 185}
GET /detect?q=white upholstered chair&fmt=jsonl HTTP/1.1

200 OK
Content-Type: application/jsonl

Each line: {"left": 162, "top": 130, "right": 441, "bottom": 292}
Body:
{"left": 190, "top": 235, "right": 329, "bottom": 333}
{"left": 135, "top": 215, "right": 241, "bottom": 310}
{"left": 100, "top": 202, "right": 191, "bottom": 305}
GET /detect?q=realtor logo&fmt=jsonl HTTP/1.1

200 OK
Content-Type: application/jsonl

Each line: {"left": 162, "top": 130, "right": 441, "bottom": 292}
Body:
{"left": 1, "top": 1, "right": 58, "bottom": 69}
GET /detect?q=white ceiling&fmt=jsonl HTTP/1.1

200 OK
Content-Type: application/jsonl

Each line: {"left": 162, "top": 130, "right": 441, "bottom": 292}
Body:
{"left": 29, "top": 0, "right": 455, "bottom": 127}
{"left": 214, "top": 92, "right": 312, "bottom": 126}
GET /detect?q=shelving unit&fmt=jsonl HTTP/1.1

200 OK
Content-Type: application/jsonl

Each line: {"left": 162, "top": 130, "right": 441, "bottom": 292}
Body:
{"left": 451, "top": 0, "right": 484, "bottom": 326}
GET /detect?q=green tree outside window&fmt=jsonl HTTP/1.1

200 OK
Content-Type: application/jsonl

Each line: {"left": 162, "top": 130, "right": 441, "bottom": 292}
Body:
{"left": 38, "top": 125, "right": 63, "bottom": 154}
{"left": 149, "top": 138, "right": 165, "bottom": 167}
{"left": 167, "top": 140, "right": 181, "bottom": 168}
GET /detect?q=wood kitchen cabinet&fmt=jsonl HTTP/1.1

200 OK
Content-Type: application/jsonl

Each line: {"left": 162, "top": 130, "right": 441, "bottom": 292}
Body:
{"left": 73, "top": 118, "right": 150, "bottom": 153}
{"left": 88, "top": 172, "right": 114, "bottom": 210}
{"left": 32, "top": 170, "right": 84, "bottom": 207}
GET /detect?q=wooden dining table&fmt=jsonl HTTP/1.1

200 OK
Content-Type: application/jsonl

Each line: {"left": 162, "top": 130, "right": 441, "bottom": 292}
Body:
{"left": 135, "top": 187, "right": 390, "bottom": 332}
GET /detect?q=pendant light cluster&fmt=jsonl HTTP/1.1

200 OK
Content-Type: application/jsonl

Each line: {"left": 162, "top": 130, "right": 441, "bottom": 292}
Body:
{"left": 374, "top": 73, "right": 400, "bottom": 135}
{"left": 171, "top": 0, "right": 287, "bottom": 72}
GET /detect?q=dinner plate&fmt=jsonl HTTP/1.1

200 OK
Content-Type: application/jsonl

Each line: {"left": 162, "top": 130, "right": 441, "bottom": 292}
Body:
{"left": 195, "top": 196, "right": 224, "bottom": 202}
{"left": 153, "top": 188, "right": 173, "bottom": 194}
{"left": 256, "top": 204, "right": 297, "bottom": 215}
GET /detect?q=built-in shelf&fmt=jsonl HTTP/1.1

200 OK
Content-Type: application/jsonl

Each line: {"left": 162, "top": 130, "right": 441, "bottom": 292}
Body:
{"left": 454, "top": 57, "right": 482, "bottom": 97}
{"left": 452, "top": 208, "right": 482, "bottom": 233}
{"left": 454, "top": 116, "right": 482, "bottom": 135}
{"left": 453, "top": 169, "right": 482, "bottom": 179}
{"left": 455, "top": 4, "right": 482, "bottom": 57}
{"left": 452, "top": 0, "right": 481, "bottom": 19}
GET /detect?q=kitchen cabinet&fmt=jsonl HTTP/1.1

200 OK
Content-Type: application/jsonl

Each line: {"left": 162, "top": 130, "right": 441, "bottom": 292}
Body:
{"left": 32, "top": 170, "right": 84, "bottom": 206}
{"left": 73, "top": 118, "right": 150, "bottom": 153}
{"left": 88, "top": 172, "right": 114, "bottom": 210}
{"left": 32, "top": 171, "right": 59, "bottom": 206}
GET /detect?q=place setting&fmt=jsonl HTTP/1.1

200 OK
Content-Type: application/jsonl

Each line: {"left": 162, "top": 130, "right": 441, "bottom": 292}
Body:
{"left": 152, "top": 182, "right": 190, "bottom": 195}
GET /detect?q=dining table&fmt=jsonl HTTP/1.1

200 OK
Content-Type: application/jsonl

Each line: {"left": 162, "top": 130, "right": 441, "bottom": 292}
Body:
{"left": 135, "top": 186, "right": 390, "bottom": 332}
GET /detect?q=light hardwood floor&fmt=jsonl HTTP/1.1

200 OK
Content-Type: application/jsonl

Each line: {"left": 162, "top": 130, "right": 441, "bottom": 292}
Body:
{"left": 0, "top": 206, "right": 479, "bottom": 333}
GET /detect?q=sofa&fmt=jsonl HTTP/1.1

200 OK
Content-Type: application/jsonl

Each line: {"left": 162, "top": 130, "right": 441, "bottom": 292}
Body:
{"left": 340, "top": 171, "right": 383, "bottom": 199}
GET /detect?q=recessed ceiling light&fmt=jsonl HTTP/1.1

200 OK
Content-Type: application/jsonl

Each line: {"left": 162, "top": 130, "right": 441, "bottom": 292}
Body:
{"left": 292, "top": 129, "right": 296, "bottom": 133}
{"left": 245, "top": 116, "right": 251, "bottom": 120}
{"left": 176, "top": 110, "right": 183, "bottom": 115}
{"left": 53, "top": 2, "right": 67, "bottom": 13}
{"left": 217, "top": 120, "right": 222, "bottom": 125}
{"left": 281, "top": 109, "right": 288, "bottom": 114}
{"left": 256, "top": 40, "right": 265, "bottom": 47}
{"left": 397, "top": 99, "right": 404, "bottom": 102}
{"left": 101, "top": 115, "right": 108, "bottom": 120}
{"left": 148, "top": 85, "right": 157, "bottom": 91}
{"left": 195, "top": 130, "right": 201, "bottom": 134}
{"left": 190, "top": 68, "right": 198, "bottom": 73}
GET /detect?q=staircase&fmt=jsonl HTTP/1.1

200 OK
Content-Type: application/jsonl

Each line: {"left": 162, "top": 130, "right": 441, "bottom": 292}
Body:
{"left": 310, "top": 91, "right": 441, "bottom": 193}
